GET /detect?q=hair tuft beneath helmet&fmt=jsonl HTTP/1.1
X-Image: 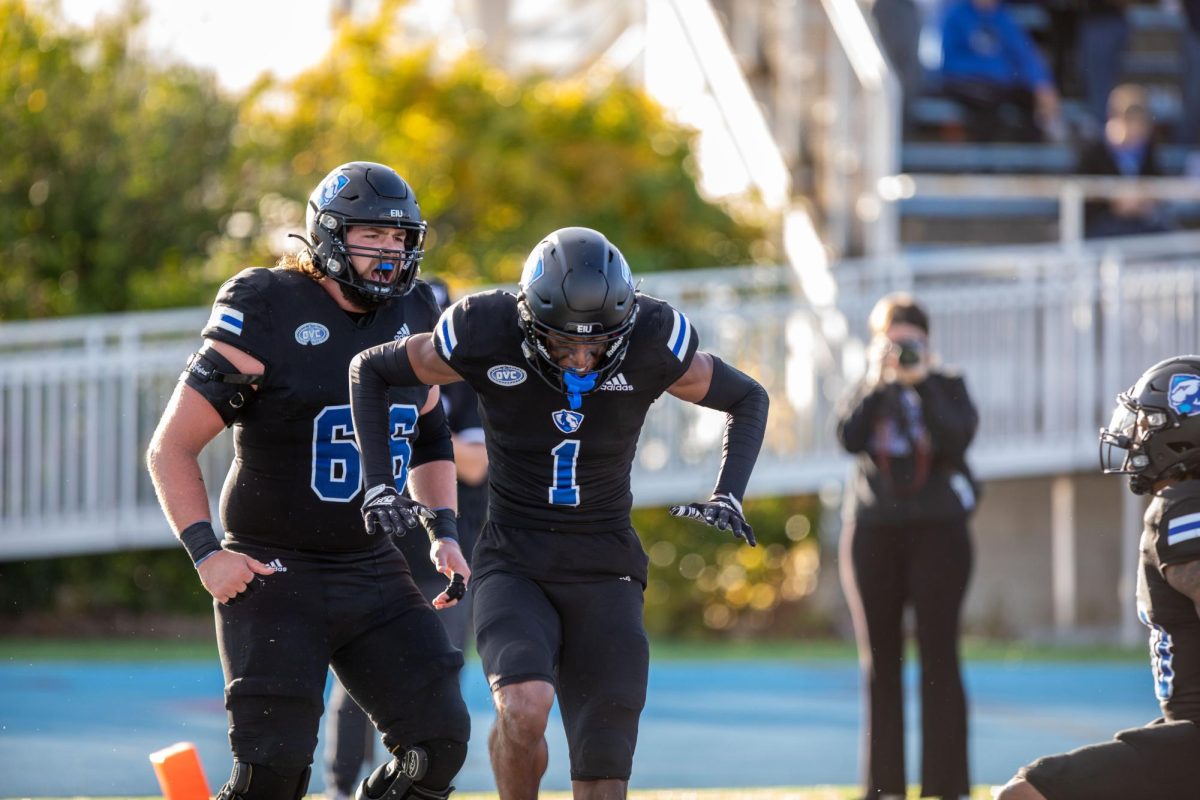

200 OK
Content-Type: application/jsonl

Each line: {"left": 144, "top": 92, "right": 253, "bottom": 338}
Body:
{"left": 303, "top": 161, "right": 426, "bottom": 308}
{"left": 1100, "top": 355, "right": 1200, "bottom": 494}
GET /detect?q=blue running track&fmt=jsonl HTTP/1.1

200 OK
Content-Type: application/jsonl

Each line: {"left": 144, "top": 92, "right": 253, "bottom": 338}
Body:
{"left": 0, "top": 657, "right": 1158, "bottom": 796}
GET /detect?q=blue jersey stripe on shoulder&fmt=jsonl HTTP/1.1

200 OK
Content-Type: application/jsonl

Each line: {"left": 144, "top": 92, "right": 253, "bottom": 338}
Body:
{"left": 436, "top": 310, "right": 458, "bottom": 359}
{"left": 1167, "top": 513, "right": 1200, "bottom": 545}
{"left": 668, "top": 309, "right": 690, "bottom": 360}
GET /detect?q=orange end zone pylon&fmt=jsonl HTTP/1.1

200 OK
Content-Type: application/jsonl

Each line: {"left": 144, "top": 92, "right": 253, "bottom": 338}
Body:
{"left": 149, "top": 741, "right": 212, "bottom": 800}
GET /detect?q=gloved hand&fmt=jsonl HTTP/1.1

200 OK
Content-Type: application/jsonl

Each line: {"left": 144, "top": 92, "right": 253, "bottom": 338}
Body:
{"left": 444, "top": 573, "right": 466, "bottom": 602}
{"left": 362, "top": 484, "right": 436, "bottom": 537}
{"left": 669, "top": 494, "right": 756, "bottom": 546}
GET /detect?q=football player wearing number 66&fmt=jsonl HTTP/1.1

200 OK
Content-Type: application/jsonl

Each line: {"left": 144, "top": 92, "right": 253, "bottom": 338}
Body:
{"left": 147, "top": 162, "right": 470, "bottom": 800}
{"left": 349, "top": 226, "right": 769, "bottom": 800}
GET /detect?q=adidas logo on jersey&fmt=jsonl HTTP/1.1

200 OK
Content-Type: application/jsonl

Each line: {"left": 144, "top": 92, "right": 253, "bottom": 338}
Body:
{"left": 394, "top": 323, "right": 411, "bottom": 341}
{"left": 265, "top": 559, "right": 287, "bottom": 573}
{"left": 599, "top": 373, "right": 634, "bottom": 391}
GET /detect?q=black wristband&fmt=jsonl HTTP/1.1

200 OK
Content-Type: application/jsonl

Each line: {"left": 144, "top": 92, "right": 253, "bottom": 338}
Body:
{"left": 423, "top": 507, "right": 459, "bottom": 544}
{"left": 179, "top": 520, "right": 222, "bottom": 567}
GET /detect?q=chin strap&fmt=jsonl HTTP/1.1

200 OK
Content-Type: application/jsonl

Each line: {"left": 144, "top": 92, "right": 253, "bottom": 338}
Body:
{"left": 563, "top": 371, "right": 598, "bottom": 410}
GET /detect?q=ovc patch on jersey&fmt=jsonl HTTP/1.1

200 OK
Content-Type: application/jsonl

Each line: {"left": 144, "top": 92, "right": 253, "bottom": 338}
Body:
{"left": 667, "top": 309, "right": 691, "bottom": 361}
{"left": 210, "top": 305, "right": 244, "bottom": 336}
{"left": 487, "top": 364, "right": 527, "bottom": 386}
{"left": 294, "top": 322, "right": 330, "bottom": 346}
{"left": 1167, "top": 511, "right": 1200, "bottom": 546}
{"left": 1168, "top": 373, "right": 1200, "bottom": 416}
{"left": 552, "top": 409, "right": 584, "bottom": 434}
{"left": 317, "top": 173, "right": 350, "bottom": 208}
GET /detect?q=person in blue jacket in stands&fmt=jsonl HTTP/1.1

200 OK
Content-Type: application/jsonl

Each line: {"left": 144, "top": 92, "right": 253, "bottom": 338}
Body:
{"left": 940, "top": 0, "right": 1065, "bottom": 142}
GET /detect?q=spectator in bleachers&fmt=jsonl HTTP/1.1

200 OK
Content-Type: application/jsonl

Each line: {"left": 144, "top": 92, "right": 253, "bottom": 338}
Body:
{"left": 1076, "top": 1, "right": 1132, "bottom": 135}
{"left": 939, "top": 0, "right": 1066, "bottom": 142}
{"left": 1077, "top": 83, "right": 1174, "bottom": 236}
{"left": 870, "top": 0, "right": 925, "bottom": 133}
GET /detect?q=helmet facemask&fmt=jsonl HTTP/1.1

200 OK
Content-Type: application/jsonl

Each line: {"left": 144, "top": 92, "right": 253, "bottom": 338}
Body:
{"left": 303, "top": 162, "right": 427, "bottom": 309}
{"left": 314, "top": 214, "right": 426, "bottom": 309}
{"left": 515, "top": 227, "right": 639, "bottom": 407}
{"left": 518, "top": 298, "right": 638, "bottom": 400}
{"left": 1100, "top": 364, "right": 1200, "bottom": 494}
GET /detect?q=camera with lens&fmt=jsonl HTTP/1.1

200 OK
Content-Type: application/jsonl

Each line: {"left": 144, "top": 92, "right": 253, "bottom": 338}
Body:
{"left": 894, "top": 338, "right": 925, "bottom": 367}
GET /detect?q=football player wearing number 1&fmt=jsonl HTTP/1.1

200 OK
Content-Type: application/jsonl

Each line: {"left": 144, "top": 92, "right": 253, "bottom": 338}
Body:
{"left": 350, "top": 227, "right": 769, "bottom": 799}
{"left": 147, "top": 162, "right": 470, "bottom": 800}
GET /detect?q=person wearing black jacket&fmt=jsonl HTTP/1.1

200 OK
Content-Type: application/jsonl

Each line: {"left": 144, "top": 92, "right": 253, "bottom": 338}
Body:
{"left": 836, "top": 293, "right": 979, "bottom": 800}
{"left": 1076, "top": 83, "right": 1173, "bottom": 238}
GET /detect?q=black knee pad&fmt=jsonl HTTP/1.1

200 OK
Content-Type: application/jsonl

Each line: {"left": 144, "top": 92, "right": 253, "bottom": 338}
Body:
{"left": 358, "top": 739, "right": 467, "bottom": 800}
{"left": 571, "top": 727, "right": 634, "bottom": 781}
{"left": 216, "top": 761, "right": 311, "bottom": 800}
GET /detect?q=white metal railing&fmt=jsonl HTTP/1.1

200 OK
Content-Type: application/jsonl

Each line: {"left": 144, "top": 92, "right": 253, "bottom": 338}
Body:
{"left": 4, "top": 234, "right": 1199, "bottom": 560}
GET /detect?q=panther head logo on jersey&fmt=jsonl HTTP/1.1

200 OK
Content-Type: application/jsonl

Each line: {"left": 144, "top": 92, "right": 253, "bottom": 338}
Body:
{"left": 552, "top": 409, "right": 584, "bottom": 434}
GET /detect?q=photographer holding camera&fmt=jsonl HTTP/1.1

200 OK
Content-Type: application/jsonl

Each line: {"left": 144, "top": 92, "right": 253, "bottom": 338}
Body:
{"left": 835, "top": 293, "right": 980, "bottom": 800}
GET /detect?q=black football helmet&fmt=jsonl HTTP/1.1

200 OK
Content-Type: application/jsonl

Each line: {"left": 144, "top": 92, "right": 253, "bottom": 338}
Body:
{"left": 1100, "top": 355, "right": 1200, "bottom": 494}
{"left": 516, "top": 227, "right": 639, "bottom": 397}
{"left": 303, "top": 162, "right": 426, "bottom": 307}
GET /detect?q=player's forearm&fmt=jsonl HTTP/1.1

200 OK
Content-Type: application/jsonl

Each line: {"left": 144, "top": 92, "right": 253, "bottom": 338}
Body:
{"left": 408, "top": 459, "right": 458, "bottom": 511}
{"left": 696, "top": 357, "right": 769, "bottom": 502}
{"left": 146, "top": 441, "right": 213, "bottom": 534}
{"left": 349, "top": 343, "right": 405, "bottom": 487}
{"left": 453, "top": 439, "right": 488, "bottom": 486}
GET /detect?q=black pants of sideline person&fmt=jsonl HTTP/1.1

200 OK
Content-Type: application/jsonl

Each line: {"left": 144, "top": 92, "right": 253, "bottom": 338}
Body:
{"left": 839, "top": 515, "right": 973, "bottom": 799}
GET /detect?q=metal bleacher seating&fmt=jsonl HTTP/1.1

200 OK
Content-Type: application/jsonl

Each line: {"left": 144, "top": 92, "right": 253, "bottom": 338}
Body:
{"left": 898, "top": 2, "right": 1198, "bottom": 247}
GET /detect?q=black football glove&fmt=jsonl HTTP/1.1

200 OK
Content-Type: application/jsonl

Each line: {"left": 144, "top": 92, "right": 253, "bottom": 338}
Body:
{"left": 444, "top": 573, "right": 467, "bottom": 603}
{"left": 669, "top": 494, "right": 756, "bottom": 546}
{"left": 362, "top": 485, "right": 436, "bottom": 537}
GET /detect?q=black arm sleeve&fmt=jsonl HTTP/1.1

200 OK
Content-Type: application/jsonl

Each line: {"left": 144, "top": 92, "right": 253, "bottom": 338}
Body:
{"left": 350, "top": 340, "right": 422, "bottom": 490}
{"left": 914, "top": 374, "right": 978, "bottom": 462}
{"left": 696, "top": 356, "right": 769, "bottom": 503}
{"left": 410, "top": 398, "right": 454, "bottom": 470}
{"left": 835, "top": 384, "right": 886, "bottom": 454}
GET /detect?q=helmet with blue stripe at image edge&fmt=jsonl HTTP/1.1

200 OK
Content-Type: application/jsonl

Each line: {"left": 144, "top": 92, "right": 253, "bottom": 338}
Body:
{"left": 1099, "top": 354, "right": 1200, "bottom": 494}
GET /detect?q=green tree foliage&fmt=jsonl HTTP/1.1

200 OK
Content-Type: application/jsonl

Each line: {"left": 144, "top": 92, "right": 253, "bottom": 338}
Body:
{"left": 638, "top": 496, "right": 831, "bottom": 641}
{"left": 0, "top": 0, "right": 239, "bottom": 319}
{"left": 230, "top": 1, "right": 769, "bottom": 289}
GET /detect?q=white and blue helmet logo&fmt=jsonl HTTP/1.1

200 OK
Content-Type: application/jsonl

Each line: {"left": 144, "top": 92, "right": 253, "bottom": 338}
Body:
{"left": 294, "top": 322, "right": 330, "bottom": 346}
{"left": 487, "top": 364, "right": 527, "bottom": 386}
{"left": 317, "top": 174, "right": 350, "bottom": 209}
{"left": 552, "top": 409, "right": 584, "bottom": 434}
{"left": 1169, "top": 374, "right": 1200, "bottom": 415}
{"left": 521, "top": 253, "right": 544, "bottom": 287}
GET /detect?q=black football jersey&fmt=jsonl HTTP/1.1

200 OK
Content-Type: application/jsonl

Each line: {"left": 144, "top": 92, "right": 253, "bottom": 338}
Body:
{"left": 1137, "top": 480, "right": 1200, "bottom": 722}
{"left": 431, "top": 290, "right": 698, "bottom": 580}
{"left": 197, "top": 267, "right": 440, "bottom": 552}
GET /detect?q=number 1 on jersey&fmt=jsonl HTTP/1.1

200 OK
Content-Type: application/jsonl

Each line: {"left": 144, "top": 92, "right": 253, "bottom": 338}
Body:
{"left": 550, "top": 439, "right": 581, "bottom": 506}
